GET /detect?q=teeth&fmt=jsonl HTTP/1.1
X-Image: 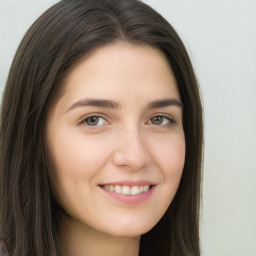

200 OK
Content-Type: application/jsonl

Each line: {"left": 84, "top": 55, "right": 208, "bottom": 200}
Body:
{"left": 131, "top": 186, "right": 140, "bottom": 195}
{"left": 122, "top": 186, "right": 130, "bottom": 195}
{"left": 144, "top": 185, "right": 150, "bottom": 192}
{"left": 103, "top": 185, "right": 151, "bottom": 195}
{"left": 115, "top": 185, "right": 122, "bottom": 193}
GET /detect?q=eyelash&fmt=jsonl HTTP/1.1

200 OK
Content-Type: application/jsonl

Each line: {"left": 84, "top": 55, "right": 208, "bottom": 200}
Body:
{"left": 79, "top": 114, "right": 175, "bottom": 127}
{"left": 79, "top": 114, "right": 109, "bottom": 127}
{"left": 147, "top": 114, "right": 175, "bottom": 126}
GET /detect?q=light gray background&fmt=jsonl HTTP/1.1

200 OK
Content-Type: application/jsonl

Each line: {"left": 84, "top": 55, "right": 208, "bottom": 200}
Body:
{"left": 0, "top": 0, "right": 256, "bottom": 255}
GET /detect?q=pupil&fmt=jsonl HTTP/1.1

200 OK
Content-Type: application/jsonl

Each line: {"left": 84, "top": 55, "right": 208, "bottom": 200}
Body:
{"left": 152, "top": 116, "right": 163, "bottom": 125}
{"left": 87, "top": 116, "right": 98, "bottom": 125}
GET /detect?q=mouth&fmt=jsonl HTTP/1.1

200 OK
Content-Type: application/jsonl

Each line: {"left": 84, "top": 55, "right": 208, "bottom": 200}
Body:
{"left": 99, "top": 184, "right": 154, "bottom": 196}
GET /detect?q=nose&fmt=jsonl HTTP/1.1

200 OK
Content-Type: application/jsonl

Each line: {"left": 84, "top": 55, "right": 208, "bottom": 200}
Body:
{"left": 112, "top": 127, "right": 151, "bottom": 171}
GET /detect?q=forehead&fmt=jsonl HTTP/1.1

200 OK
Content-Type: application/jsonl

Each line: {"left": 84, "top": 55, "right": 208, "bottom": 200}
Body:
{"left": 52, "top": 42, "right": 180, "bottom": 109}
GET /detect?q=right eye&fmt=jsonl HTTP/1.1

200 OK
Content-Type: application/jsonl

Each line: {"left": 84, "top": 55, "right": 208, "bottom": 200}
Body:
{"left": 81, "top": 115, "right": 108, "bottom": 126}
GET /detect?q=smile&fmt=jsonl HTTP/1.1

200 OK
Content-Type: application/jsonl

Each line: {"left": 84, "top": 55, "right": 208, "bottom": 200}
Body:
{"left": 101, "top": 185, "right": 151, "bottom": 195}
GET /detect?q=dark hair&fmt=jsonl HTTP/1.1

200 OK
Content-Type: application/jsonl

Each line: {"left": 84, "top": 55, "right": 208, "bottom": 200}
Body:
{"left": 0, "top": 0, "right": 203, "bottom": 255}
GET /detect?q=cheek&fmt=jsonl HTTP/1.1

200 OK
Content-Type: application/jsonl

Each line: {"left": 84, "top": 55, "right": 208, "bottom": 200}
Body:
{"left": 48, "top": 128, "right": 110, "bottom": 177}
{"left": 152, "top": 133, "right": 185, "bottom": 175}
{"left": 165, "top": 138, "right": 185, "bottom": 175}
{"left": 46, "top": 129, "right": 111, "bottom": 207}
{"left": 151, "top": 133, "right": 185, "bottom": 201}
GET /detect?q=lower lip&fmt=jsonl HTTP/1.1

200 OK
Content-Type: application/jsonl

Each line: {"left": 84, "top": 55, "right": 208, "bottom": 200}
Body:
{"left": 100, "top": 186, "right": 155, "bottom": 204}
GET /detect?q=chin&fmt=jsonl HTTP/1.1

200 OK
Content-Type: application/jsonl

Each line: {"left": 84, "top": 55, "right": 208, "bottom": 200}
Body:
{"left": 101, "top": 221, "right": 156, "bottom": 238}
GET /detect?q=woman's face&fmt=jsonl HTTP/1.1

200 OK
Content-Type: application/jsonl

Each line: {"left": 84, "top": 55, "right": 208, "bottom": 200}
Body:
{"left": 45, "top": 43, "right": 185, "bottom": 238}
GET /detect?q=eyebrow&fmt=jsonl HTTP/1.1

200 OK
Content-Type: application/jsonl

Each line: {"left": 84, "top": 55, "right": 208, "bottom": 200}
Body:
{"left": 66, "top": 97, "right": 183, "bottom": 112}
{"left": 147, "top": 98, "right": 183, "bottom": 109}
{"left": 66, "top": 98, "right": 119, "bottom": 112}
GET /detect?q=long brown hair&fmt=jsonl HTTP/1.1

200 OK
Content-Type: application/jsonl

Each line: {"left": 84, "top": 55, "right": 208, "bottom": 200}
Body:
{"left": 0, "top": 0, "right": 203, "bottom": 255}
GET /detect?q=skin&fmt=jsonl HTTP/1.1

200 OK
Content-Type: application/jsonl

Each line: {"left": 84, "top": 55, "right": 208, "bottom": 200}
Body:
{"left": 45, "top": 42, "right": 185, "bottom": 256}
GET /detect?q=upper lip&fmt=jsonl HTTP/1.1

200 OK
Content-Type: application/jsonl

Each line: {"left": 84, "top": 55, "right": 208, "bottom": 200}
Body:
{"left": 99, "top": 180, "right": 156, "bottom": 186}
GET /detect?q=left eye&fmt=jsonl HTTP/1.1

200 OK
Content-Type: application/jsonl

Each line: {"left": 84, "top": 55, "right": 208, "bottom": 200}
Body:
{"left": 83, "top": 116, "right": 107, "bottom": 126}
{"left": 148, "top": 116, "right": 173, "bottom": 125}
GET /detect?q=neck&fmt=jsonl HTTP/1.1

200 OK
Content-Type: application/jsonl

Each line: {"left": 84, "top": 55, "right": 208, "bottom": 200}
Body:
{"left": 59, "top": 214, "right": 140, "bottom": 256}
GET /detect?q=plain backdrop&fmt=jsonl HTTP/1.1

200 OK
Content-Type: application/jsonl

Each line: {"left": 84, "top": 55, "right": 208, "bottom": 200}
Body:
{"left": 0, "top": 0, "right": 256, "bottom": 255}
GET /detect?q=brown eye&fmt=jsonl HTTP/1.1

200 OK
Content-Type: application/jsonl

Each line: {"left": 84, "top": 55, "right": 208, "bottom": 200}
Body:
{"left": 149, "top": 115, "right": 173, "bottom": 126}
{"left": 151, "top": 116, "right": 164, "bottom": 125}
{"left": 85, "top": 116, "right": 99, "bottom": 126}
{"left": 84, "top": 116, "right": 106, "bottom": 126}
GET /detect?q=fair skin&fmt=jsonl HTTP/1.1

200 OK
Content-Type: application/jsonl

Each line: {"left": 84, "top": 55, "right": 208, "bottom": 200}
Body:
{"left": 45, "top": 42, "right": 185, "bottom": 256}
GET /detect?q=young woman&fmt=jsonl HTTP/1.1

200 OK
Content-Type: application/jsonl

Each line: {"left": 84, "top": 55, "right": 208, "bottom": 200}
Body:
{"left": 0, "top": 0, "right": 203, "bottom": 255}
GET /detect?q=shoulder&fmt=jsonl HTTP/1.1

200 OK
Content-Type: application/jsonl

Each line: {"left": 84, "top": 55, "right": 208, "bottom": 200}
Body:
{"left": 0, "top": 241, "right": 9, "bottom": 256}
